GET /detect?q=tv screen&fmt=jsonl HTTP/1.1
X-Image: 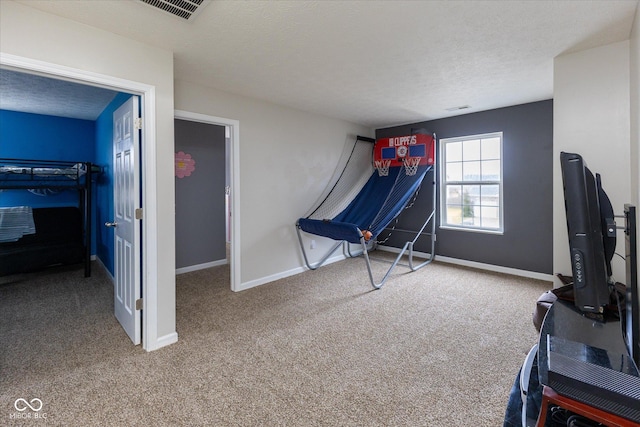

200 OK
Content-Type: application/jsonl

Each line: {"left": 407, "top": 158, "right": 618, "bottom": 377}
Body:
{"left": 560, "top": 152, "right": 613, "bottom": 314}
{"left": 624, "top": 205, "right": 639, "bottom": 367}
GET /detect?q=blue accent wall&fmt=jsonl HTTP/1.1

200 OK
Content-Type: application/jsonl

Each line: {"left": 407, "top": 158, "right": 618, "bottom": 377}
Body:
{"left": 0, "top": 95, "right": 132, "bottom": 275}
{"left": 0, "top": 110, "right": 99, "bottom": 253}
{"left": 95, "top": 93, "right": 133, "bottom": 276}
{"left": 0, "top": 110, "right": 95, "bottom": 161}
{"left": 0, "top": 110, "right": 95, "bottom": 206}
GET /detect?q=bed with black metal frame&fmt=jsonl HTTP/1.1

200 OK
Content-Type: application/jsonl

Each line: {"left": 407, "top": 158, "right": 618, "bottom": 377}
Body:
{"left": 0, "top": 158, "right": 102, "bottom": 277}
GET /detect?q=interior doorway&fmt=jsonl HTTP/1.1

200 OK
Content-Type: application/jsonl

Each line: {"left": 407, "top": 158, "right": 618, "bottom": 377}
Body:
{"left": 0, "top": 52, "right": 161, "bottom": 350}
{"left": 174, "top": 110, "right": 239, "bottom": 290}
{"left": 174, "top": 118, "right": 227, "bottom": 272}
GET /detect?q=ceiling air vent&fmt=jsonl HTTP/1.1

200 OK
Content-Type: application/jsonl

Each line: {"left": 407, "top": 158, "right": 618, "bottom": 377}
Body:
{"left": 445, "top": 105, "right": 471, "bottom": 112}
{"left": 139, "top": 0, "right": 210, "bottom": 21}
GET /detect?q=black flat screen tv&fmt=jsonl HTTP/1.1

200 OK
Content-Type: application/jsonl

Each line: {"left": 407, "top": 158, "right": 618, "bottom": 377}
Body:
{"left": 560, "top": 152, "right": 614, "bottom": 314}
{"left": 624, "top": 205, "right": 639, "bottom": 367}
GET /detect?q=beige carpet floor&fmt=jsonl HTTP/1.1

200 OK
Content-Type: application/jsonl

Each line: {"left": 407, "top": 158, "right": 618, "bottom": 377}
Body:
{"left": 0, "top": 254, "right": 551, "bottom": 426}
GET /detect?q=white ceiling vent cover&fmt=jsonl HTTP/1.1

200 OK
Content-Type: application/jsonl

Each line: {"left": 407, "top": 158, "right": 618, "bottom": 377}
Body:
{"left": 139, "top": 0, "right": 210, "bottom": 21}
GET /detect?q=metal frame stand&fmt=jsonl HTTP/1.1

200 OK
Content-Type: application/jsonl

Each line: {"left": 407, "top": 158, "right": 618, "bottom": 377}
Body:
{"left": 296, "top": 165, "right": 437, "bottom": 290}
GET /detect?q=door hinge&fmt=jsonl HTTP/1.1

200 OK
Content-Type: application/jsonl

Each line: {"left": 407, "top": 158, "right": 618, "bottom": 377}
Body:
{"left": 135, "top": 298, "right": 143, "bottom": 311}
{"left": 134, "top": 117, "right": 142, "bottom": 130}
{"left": 135, "top": 208, "right": 143, "bottom": 220}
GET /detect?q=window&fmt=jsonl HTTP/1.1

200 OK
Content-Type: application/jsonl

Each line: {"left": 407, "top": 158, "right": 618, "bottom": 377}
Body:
{"left": 440, "top": 132, "right": 503, "bottom": 233}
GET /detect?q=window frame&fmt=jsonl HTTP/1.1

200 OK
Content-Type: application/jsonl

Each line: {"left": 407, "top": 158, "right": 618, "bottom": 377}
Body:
{"left": 439, "top": 131, "right": 504, "bottom": 234}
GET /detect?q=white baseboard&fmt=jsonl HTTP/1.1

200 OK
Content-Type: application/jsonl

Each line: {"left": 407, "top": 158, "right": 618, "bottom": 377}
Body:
{"left": 236, "top": 253, "right": 347, "bottom": 292}
{"left": 151, "top": 332, "right": 178, "bottom": 351}
{"left": 176, "top": 259, "right": 228, "bottom": 275}
{"left": 236, "top": 245, "right": 553, "bottom": 292}
{"left": 377, "top": 245, "right": 554, "bottom": 282}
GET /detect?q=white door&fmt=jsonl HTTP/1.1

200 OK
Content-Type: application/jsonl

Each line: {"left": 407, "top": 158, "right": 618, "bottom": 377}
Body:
{"left": 109, "top": 96, "right": 141, "bottom": 345}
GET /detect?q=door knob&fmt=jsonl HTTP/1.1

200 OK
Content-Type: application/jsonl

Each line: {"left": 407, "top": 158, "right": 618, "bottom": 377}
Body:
{"left": 105, "top": 221, "right": 118, "bottom": 227}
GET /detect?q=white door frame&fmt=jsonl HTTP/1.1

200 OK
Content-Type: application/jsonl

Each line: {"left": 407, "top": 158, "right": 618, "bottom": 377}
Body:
{"left": 174, "top": 110, "right": 241, "bottom": 291}
{"left": 0, "top": 53, "right": 160, "bottom": 350}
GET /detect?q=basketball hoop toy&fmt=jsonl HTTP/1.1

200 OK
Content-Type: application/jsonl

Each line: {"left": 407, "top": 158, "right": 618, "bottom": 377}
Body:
{"left": 403, "top": 157, "right": 421, "bottom": 176}
{"left": 374, "top": 159, "right": 391, "bottom": 177}
{"left": 295, "top": 132, "right": 438, "bottom": 290}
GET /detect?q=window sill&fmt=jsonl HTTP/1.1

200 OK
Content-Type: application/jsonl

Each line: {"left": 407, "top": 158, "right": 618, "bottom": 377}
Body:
{"left": 439, "top": 225, "right": 504, "bottom": 235}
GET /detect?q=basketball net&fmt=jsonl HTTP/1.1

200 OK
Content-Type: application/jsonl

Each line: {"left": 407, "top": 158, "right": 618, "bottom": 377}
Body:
{"left": 403, "top": 157, "right": 421, "bottom": 176}
{"left": 374, "top": 159, "right": 391, "bottom": 177}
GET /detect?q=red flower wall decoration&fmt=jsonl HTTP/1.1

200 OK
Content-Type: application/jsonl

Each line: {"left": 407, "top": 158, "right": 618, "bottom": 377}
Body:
{"left": 175, "top": 151, "right": 196, "bottom": 178}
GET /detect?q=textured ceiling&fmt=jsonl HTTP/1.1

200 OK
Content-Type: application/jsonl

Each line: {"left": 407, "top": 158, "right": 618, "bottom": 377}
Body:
{"left": 5, "top": 0, "right": 640, "bottom": 127}
{"left": 0, "top": 68, "right": 118, "bottom": 121}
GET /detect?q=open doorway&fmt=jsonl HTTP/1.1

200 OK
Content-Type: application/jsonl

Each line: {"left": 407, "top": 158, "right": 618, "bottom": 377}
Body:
{"left": 174, "top": 118, "right": 227, "bottom": 272}
{"left": 174, "top": 110, "right": 240, "bottom": 291}
{"left": 0, "top": 53, "right": 162, "bottom": 349}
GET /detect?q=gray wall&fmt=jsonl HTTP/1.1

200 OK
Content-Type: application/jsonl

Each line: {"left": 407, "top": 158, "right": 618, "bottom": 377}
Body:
{"left": 376, "top": 100, "right": 553, "bottom": 274}
{"left": 175, "top": 119, "right": 226, "bottom": 269}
